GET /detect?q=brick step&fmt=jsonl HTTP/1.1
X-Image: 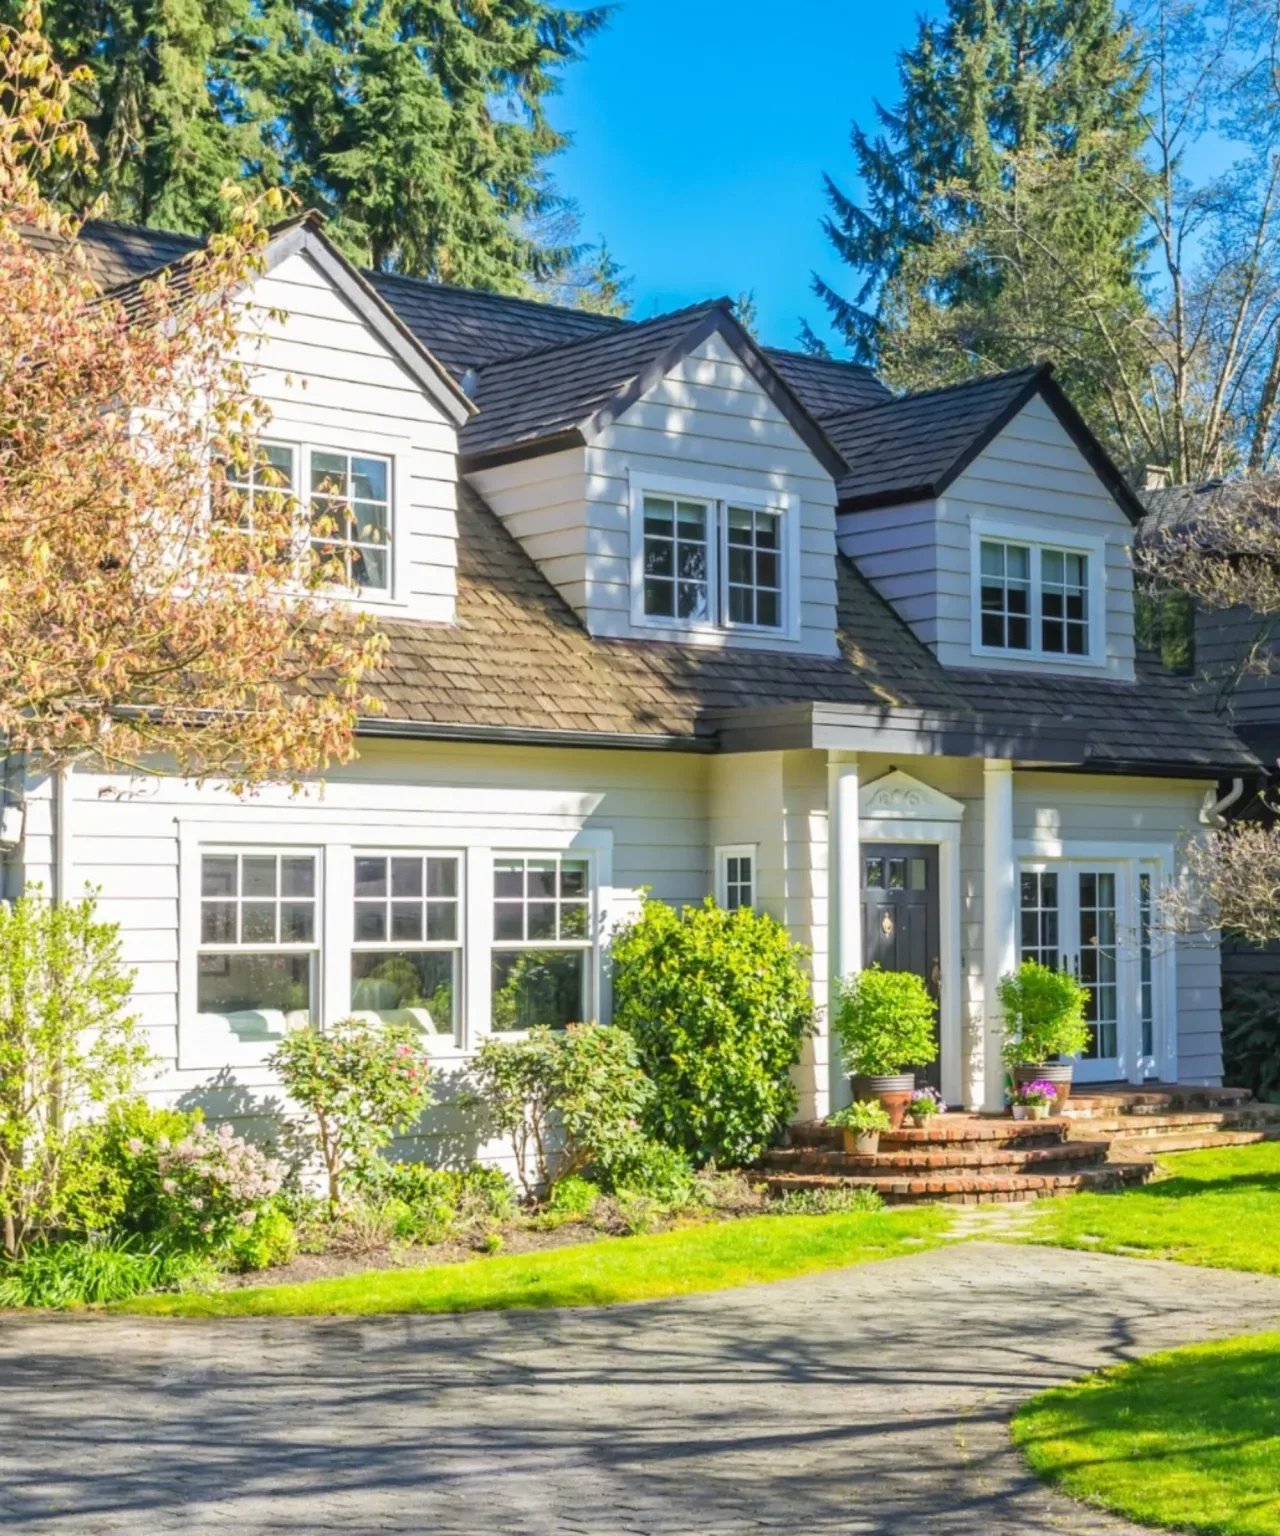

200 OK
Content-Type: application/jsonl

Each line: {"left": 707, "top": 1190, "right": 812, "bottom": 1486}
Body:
{"left": 1065, "top": 1086, "right": 1255, "bottom": 1115}
{"left": 764, "top": 1161, "right": 1153, "bottom": 1207}
{"left": 1075, "top": 1108, "right": 1280, "bottom": 1138}
{"left": 1108, "top": 1127, "right": 1280, "bottom": 1155}
{"left": 789, "top": 1116, "right": 1067, "bottom": 1152}
{"left": 762, "top": 1139, "right": 1111, "bottom": 1177}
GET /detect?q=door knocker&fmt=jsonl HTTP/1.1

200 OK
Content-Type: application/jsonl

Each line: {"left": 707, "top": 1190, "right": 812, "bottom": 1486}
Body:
{"left": 880, "top": 912, "right": 894, "bottom": 938}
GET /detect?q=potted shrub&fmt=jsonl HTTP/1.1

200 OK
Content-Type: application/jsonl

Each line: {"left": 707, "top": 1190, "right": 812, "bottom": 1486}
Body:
{"left": 833, "top": 966, "right": 939, "bottom": 1127}
{"left": 1011, "top": 1079, "right": 1057, "bottom": 1121}
{"left": 997, "top": 960, "right": 1092, "bottom": 1114}
{"left": 906, "top": 1086, "right": 945, "bottom": 1127}
{"left": 829, "top": 1099, "right": 892, "bottom": 1156}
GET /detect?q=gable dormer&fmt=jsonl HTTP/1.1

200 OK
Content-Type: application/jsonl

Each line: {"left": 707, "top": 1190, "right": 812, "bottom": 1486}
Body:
{"left": 829, "top": 367, "right": 1146, "bottom": 683}
{"left": 460, "top": 305, "right": 845, "bottom": 657}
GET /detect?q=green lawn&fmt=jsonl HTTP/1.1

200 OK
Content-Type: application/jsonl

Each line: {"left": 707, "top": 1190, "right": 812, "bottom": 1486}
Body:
{"left": 117, "top": 1205, "right": 951, "bottom": 1318}
{"left": 1013, "top": 1332, "right": 1280, "bottom": 1536}
{"left": 1024, "top": 1143, "right": 1280, "bottom": 1275}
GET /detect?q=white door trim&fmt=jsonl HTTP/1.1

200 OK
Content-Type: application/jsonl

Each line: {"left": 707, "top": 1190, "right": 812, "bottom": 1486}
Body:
{"left": 860, "top": 814, "right": 963, "bottom": 1109}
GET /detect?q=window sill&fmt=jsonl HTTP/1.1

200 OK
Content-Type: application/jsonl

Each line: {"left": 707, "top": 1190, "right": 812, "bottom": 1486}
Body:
{"left": 969, "top": 644, "right": 1106, "bottom": 670}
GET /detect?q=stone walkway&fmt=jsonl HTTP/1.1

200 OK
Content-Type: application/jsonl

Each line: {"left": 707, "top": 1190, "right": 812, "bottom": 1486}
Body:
{"left": 2, "top": 1241, "right": 1278, "bottom": 1535}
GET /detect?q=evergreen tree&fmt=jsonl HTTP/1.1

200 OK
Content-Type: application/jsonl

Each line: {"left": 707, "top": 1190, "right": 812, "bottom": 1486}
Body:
{"left": 15, "top": 0, "right": 604, "bottom": 291}
{"left": 811, "top": 0, "right": 1153, "bottom": 438}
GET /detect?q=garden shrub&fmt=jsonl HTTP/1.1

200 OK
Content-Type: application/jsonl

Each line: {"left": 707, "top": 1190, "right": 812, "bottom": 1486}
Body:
{"left": 832, "top": 966, "right": 938, "bottom": 1078}
{"left": 599, "top": 1137, "right": 697, "bottom": 1207}
{"left": 541, "top": 1175, "right": 600, "bottom": 1226}
{"left": 226, "top": 1206, "right": 298, "bottom": 1273}
{"left": 142, "top": 1121, "right": 285, "bottom": 1251}
{"left": 1222, "top": 977, "right": 1280, "bottom": 1102}
{"left": 998, "top": 960, "right": 1091, "bottom": 1067}
{"left": 0, "top": 1234, "right": 210, "bottom": 1309}
{"left": 0, "top": 894, "right": 150, "bottom": 1257}
{"left": 63, "top": 1097, "right": 202, "bottom": 1239}
{"left": 771, "top": 1186, "right": 884, "bottom": 1216}
{"left": 472, "top": 1024, "right": 650, "bottom": 1199}
{"left": 611, "top": 898, "right": 814, "bottom": 1165}
{"left": 269, "top": 1017, "right": 433, "bottom": 1209}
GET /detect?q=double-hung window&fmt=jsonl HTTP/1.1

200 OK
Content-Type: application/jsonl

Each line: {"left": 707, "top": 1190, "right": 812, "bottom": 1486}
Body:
{"left": 716, "top": 845, "right": 756, "bottom": 912}
{"left": 974, "top": 523, "right": 1101, "bottom": 663}
{"left": 491, "top": 855, "right": 593, "bottom": 1030}
{"left": 216, "top": 443, "right": 297, "bottom": 571}
{"left": 310, "top": 450, "right": 392, "bottom": 595}
{"left": 350, "top": 854, "right": 461, "bottom": 1038}
{"left": 636, "top": 482, "right": 793, "bottom": 636}
{"left": 197, "top": 851, "right": 318, "bottom": 1034}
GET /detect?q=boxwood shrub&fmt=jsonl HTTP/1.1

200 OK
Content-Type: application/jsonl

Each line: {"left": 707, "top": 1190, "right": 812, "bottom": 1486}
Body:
{"left": 610, "top": 897, "right": 814, "bottom": 1165}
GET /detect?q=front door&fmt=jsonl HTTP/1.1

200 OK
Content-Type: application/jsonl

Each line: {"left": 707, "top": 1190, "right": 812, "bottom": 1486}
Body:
{"left": 1019, "top": 860, "right": 1159, "bottom": 1083}
{"left": 861, "top": 844, "right": 941, "bottom": 1088}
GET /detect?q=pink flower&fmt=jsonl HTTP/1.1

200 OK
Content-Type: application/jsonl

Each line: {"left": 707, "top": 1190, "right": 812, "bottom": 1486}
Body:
{"left": 190, "top": 1196, "right": 204, "bottom": 1210}
{"left": 125, "top": 1137, "right": 144, "bottom": 1155}
{"left": 161, "top": 1177, "right": 177, "bottom": 1194}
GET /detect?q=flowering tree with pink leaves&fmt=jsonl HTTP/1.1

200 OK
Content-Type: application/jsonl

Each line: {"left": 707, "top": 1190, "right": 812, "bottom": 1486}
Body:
{"left": 269, "top": 1018, "right": 432, "bottom": 1209}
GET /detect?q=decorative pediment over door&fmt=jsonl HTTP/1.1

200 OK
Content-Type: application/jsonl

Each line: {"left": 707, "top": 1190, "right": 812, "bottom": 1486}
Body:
{"left": 859, "top": 769, "right": 966, "bottom": 823}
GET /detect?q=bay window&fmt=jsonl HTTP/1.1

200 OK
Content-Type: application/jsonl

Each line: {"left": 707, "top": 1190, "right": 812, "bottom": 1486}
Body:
{"left": 350, "top": 853, "right": 461, "bottom": 1038}
{"left": 491, "top": 855, "right": 593, "bottom": 1030}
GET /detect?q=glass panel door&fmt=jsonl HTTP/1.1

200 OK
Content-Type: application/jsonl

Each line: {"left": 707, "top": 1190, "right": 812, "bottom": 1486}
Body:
{"left": 1075, "top": 869, "right": 1120, "bottom": 1076}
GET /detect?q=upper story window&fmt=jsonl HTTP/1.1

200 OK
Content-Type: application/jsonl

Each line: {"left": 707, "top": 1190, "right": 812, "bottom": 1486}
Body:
{"left": 633, "top": 478, "right": 796, "bottom": 638}
{"left": 216, "top": 439, "right": 394, "bottom": 598}
{"left": 972, "top": 521, "right": 1103, "bottom": 665}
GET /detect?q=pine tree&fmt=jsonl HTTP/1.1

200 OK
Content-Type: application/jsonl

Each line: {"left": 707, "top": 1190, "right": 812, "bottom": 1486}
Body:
{"left": 811, "top": 0, "right": 1153, "bottom": 432}
{"left": 16, "top": 0, "right": 605, "bottom": 291}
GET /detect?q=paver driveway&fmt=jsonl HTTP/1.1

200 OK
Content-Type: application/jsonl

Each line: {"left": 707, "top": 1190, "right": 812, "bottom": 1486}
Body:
{"left": 2, "top": 1240, "right": 1279, "bottom": 1535}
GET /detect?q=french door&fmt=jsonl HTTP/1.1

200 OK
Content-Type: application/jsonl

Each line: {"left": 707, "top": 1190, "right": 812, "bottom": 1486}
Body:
{"left": 1019, "top": 859, "right": 1163, "bottom": 1083}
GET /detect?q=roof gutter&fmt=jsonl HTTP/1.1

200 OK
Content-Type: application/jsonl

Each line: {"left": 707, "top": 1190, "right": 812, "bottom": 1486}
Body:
{"left": 356, "top": 717, "right": 716, "bottom": 753}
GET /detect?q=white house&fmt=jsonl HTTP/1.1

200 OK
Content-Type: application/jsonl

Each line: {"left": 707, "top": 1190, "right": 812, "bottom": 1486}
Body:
{"left": 3, "top": 215, "right": 1259, "bottom": 1164}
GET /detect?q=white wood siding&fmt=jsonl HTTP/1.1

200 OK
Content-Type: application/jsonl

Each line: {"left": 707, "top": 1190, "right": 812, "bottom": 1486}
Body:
{"left": 469, "top": 332, "right": 840, "bottom": 656}
{"left": 837, "top": 396, "right": 1138, "bottom": 681}
{"left": 240, "top": 250, "right": 460, "bottom": 624}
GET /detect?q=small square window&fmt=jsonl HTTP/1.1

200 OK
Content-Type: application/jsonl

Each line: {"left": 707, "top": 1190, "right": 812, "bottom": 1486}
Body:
{"left": 716, "top": 846, "right": 756, "bottom": 912}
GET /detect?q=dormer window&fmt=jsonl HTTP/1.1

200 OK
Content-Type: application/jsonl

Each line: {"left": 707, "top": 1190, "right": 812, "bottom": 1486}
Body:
{"left": 631, "top": 475, "right": 796, "bottom": 638}
{"left": 972, "top": 519, "right": 1103, "bottom": 665}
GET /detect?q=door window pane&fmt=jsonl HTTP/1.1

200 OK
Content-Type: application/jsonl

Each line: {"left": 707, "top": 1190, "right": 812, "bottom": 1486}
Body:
{"left": 1077, "top": 870, "right": 1118, "bottom": 1059}
{"left": 1018, "top": 870, "right": 1060, "bottom": 968}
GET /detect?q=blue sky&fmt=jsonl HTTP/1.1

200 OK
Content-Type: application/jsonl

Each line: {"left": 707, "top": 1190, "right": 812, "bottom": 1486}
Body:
{"left": 553, "top": 1, "right": 945, "bottom": 352}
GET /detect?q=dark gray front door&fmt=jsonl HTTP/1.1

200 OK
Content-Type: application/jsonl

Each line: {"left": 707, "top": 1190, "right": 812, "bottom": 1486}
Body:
{"left": 861, "top": 844, "right": 942, "bottom": 1089}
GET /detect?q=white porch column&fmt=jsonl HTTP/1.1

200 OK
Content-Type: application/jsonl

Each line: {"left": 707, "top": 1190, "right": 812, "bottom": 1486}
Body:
{"left": 981, "top": 759, "right": 1017, "bottom": 1111}
{"left": 827, "top": 754, "right": 861, "bottom": 1109}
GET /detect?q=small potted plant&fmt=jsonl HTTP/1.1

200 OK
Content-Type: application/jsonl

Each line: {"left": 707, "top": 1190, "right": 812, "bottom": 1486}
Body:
{"left": 829, "top": 1098, "right": 892, "bottom": 1155}
{"left": 998, "top": 960, "right": 1091, "bottom": 1114}
{"left": 833, "top": 966, "right": 939, "bottom": 1128}
{"left": 906, "top": 1086, "right": 945, "bottom": 1126}
{"left": 1011, "top": 1079, "right": 1057, "bottom": 1120}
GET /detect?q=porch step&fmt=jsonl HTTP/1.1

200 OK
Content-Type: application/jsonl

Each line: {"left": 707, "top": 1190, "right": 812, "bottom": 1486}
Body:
{"left": 762, "top": 1139, "right": 1110, "bottom": 1177}
{"left": 763, "top": 1161, "right": 1154, "bottom": 1207}
{"left": 1107, "top": 1127, "right": 1280, "bottom": 1156}
{"left": 789, "top": 1116, "right": 1068, "bottom": 1152}
{"left": 1064, "top": 1085, "right": 1256, "bottom": 1115}
{"left": 1073, "top": 1106, "right": 1280, "bottom": 1139}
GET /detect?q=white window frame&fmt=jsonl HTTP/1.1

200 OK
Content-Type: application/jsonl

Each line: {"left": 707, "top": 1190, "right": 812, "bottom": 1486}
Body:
{"left": 349, "top": 849, "right": 465, "bottom": 1044}
{"left": 628, "top": 471, "right": 800, "bottom": 641}
{"left": 715, "top": 844, "right": 757, "bottom": 911}
{"left": 217, "top": 432, "right": 412, "bottom": 610}
{"left": 969, "top": 516, "right": 1106, "bottom": 667}
{"left": 489, "top": 850, "right": 600, "bottom": 1035}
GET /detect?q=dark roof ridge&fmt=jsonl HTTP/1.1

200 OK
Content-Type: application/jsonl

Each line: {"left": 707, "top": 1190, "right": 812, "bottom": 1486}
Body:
{"left": 367, "top": 265, "right": 631, "bottom": 329}
{"left": 823, "top": 362, "right": 1046, "bottom": 429}
{"left": 474, "top": 295, "right": 733, "bottom": 375}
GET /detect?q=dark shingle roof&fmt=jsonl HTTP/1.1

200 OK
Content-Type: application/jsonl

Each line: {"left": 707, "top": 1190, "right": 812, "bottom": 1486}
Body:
{"left": 459, "top": 301, "right": 728, "bottom": 460}
{"left": 345, "top": 481, "right": 1257, "bottom": 775}
{"left": 825, "top": 367, "right": 1043, "bottom": 510}
{"left": 763, "top": 348, "right": 893, "bottom": 418}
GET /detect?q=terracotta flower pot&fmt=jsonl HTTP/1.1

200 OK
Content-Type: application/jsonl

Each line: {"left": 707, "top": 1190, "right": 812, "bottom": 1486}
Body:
{"left": 853, "top": 1073, "right": 915, "bottom": 1129}
{"left": 1014, "top": 1062, "right": 1074, "bottom": 1116}
{"left": 842, "top": 1127, "right": 881, "bottom": 1155}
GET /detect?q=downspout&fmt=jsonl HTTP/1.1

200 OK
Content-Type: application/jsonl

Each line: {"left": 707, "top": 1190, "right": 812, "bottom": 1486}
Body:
{"left": 1200, "top": 778, "right": 1245, "bottom": 829}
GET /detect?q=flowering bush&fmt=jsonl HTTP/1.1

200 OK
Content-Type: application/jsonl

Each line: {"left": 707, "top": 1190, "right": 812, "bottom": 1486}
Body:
{"left": 144, "top": 1122, "right": 284, "bottom": 1250}
{"left": 908, "top": 1087, "right": 946, "bottom": 1120}
{"left": 270, "top": 1018, "right": 433, "bottom": 1208}
{"left": 1012, "top": 1079, "right": 1058, "bottom": 1107}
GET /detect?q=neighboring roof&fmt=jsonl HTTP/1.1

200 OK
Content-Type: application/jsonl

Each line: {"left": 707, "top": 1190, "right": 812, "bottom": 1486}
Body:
{"left": 826, "top": 364, "right": 1147, "bottom": 523}
{"left": 343, "top": 480, "right": 1258, "bottom": 776}
{"left": 763, "top": 348, "right": 893, "bottom": 418}
{"left": 458, "top": 302, "right": 849, "bottom": 477}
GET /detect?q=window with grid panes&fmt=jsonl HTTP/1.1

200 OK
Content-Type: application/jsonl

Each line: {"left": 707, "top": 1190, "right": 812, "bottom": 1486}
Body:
{"left": 491, "top": 855, "right": 592, "bottom": 1030}
{"left": 310, "top": 449, "right": 392, "bottom": 593}
{"left": 197, "top": 852, "right": 317, "bottom": 1025}
{"left": 351, "top": 854, "right": 461, "bottom": 1037}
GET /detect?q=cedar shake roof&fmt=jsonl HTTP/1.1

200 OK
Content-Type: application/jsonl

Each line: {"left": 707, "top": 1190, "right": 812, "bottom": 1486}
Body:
{"left": 344, "top": 481, "right": 1259, "bottom": 775}
{"left": 763, "top": 348, "right": 893, "bottom": 418}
